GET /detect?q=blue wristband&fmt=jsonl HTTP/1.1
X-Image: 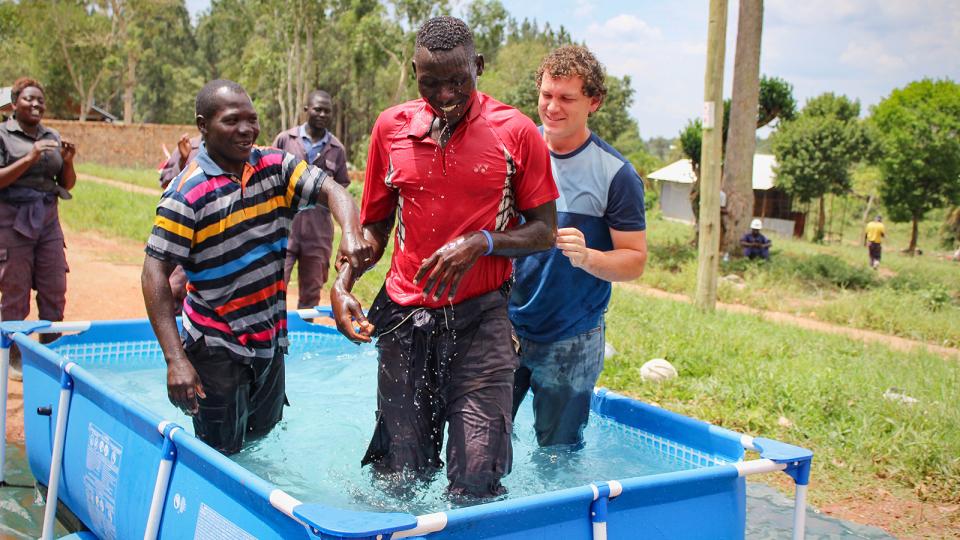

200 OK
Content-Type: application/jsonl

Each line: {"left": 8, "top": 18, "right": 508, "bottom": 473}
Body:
{"left": 479, "top": 230, "right": 494, "bottom": 256}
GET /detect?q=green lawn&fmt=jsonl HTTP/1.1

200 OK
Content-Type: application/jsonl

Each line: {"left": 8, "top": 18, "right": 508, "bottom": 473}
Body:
{"left": 75, "top": 162, "right": 161, "bottom": 190}
{"left": 59, "top": 181, "right": 157, "bottom": 243}
{"left": 642, "top": 210, "right": 960, "bottom": 347}
{"left": 603, "top": 288, "right": 960, "bottom": 505}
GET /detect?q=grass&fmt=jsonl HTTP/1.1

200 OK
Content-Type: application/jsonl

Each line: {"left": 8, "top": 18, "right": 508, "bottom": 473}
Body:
{"left": 642, "top": 209, "right": 960, "bottom": 347}
{"left": 58, "top": 181, "right": 157, "bottom": 244}
{"left": 603, "top": 287, "right": 960, "bottom": 505}
{"left": 75, "top": 162, "right": 161, "bottom": 190}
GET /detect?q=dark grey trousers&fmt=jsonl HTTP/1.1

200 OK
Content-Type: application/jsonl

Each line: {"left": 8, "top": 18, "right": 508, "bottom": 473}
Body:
{"left": 362, "top": 286, "right": 518, "bottom": 497}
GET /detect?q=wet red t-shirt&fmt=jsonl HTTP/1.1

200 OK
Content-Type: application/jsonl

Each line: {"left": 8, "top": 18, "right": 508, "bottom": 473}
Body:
{"left": 362, "top": 92, "right": 558, "bottom": 307}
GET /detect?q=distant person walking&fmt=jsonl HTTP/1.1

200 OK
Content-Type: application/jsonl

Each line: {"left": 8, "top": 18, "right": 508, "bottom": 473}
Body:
{"left": 0, "top": 77, "right": 77, "bottom": 381}
{"left": 272, "top": 89, "right": 350, "bottom": 311}
{"left": 864, "top": 215, "right": 885, "bottom": 269}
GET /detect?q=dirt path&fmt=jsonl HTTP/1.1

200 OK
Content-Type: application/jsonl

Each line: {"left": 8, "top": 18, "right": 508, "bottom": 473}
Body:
{"left": 76, "top": 173, "right": 162, "bottom": 197}
{"left": 619, "top": 283, "right": 960, "bottom": 360}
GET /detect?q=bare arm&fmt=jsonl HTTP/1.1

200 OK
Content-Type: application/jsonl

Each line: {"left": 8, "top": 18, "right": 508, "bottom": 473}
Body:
{"left": 414, "top": 200, "right": 557, "bottom": 302}
{"left": 317, "top": 179, "right": 373, "bottom": 270}
{"left": 142, "top": 255, "right": 204, "bottom": 414}
{"left": 557, "top": 227, "right": 647, "bottom": 282}
{"left": 59, "top": 139, "right": 76, "bottom": 191}
{"left": 330, "top": 216, "right": 394, "bottom": 343}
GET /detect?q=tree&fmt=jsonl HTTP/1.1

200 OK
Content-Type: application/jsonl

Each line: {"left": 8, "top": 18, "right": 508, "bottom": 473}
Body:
{"left": 772, "top": 93, "right": 869, "bottom": 241}
{"left": 720, "top": 0, "right": 763, "bottom": 255}
{"left": 870, "top": 79, "right": 960, "bottom": 253}
{"left": 681, "top": 75, "right": 795, "bottom": 225}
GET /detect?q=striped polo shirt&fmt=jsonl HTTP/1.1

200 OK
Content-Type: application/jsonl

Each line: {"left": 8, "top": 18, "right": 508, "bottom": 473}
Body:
{"left": 146, "top": 145, "right": 326, "bottom": 361}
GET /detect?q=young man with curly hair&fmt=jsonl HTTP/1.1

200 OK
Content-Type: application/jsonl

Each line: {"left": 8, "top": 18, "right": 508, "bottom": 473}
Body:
{"left": 510, "top": 45, "right": 648, "bottom": 448}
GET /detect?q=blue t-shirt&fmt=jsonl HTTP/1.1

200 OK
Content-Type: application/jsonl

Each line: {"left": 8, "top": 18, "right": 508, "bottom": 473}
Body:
{"left": 510, "top": 132, "right": 646, "bottom": 342}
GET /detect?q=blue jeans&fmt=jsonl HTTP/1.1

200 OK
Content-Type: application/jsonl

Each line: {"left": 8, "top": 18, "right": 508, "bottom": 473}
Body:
{"left": 512, "top": 325, "right": 605, "bottom": 447}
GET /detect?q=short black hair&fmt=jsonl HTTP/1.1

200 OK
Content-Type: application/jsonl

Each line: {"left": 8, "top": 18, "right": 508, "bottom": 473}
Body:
{"left": 415, "top": 16, "right": 474, "bottom": 53}
{"left": 306, "top": 89, "right": 332, "bottom": 104}
{"left": 11, "top": 77, "right": 44, "bottom": 103}
{"left": 195, "top": 79, "right": 248, "bottom": 118}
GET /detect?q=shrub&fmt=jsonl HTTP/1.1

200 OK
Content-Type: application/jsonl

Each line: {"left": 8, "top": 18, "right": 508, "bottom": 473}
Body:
{"left": 649, "top": 240, "right": 696, "bottom": 273}
{"left": 788, "top": 254, "right": 877, "bottom": 289}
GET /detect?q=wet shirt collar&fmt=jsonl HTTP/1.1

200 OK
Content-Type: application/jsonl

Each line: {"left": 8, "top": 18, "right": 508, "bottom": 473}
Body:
{"left": 407, "top": 91, "right": 481, "bottom": 139}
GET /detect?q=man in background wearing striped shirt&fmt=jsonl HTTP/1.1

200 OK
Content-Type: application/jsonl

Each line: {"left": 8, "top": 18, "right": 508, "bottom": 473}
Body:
{"left": 141, "top": 79, "right": 371, "bottom": 455}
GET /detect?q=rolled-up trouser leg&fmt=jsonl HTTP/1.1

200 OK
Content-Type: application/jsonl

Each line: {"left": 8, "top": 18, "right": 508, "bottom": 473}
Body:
{"left": 445, "top": 302, "right": 517, "bottom": 497}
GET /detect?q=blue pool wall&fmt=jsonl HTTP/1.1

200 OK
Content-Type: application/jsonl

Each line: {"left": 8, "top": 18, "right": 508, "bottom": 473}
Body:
{"left": 14, "top": 315, "right": 755, "bottom": 540}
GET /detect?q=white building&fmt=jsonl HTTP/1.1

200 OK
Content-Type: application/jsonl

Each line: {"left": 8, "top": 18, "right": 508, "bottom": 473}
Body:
{"left": 648, "top": 154, "right": 804, "bottom": 237}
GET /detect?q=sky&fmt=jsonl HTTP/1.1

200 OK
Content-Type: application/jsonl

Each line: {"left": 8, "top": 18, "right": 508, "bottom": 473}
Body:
{"left": 186, "top": 0, "right": 960, "bottom": 138}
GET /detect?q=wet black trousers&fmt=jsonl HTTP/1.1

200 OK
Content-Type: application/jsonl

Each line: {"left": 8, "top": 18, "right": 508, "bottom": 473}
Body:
{"left": 362, "top": 286, "right": 518, "bottom": 497}
{"left": 184, "top": 342, "right": 287, "bottom": 455}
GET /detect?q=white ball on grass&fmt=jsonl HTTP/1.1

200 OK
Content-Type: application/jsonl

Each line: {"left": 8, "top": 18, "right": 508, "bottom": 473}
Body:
{"left": 640, "top": 358, "right": 678, "bottom": 382}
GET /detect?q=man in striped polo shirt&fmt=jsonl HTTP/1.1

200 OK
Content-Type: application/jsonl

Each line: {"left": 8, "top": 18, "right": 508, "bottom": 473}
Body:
{"left": 142, "top": 79, "right": 370, "bottom": 455}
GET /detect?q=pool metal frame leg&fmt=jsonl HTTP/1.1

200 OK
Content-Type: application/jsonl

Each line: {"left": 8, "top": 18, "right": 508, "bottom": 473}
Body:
{"left": 737, "top": 435, "right": 813, "bottom": 540}
{"left": 0, "top": 339, "right": 10, "bottom": 487}
{"left": 41, "top": 363, "right": 76, "bottom": 540}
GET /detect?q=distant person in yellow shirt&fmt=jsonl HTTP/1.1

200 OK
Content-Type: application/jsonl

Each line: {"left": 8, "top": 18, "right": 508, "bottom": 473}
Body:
{"left": 864, "top": 215, "right": 886, "bottom": 269}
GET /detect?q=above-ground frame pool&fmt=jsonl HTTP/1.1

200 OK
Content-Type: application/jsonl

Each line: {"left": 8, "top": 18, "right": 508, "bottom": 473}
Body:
{"left": 1, "top": 312, "right": 813, "bottom": 540}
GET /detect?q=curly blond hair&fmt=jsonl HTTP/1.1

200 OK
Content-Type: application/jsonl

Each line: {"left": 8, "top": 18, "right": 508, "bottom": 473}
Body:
{"left": 536, "top": 45, "right": 607, "bottom": 108}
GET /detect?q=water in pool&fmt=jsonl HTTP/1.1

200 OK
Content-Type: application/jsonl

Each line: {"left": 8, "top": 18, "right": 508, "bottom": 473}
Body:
{"left": 84, "top": 332, "right": 706, "bottom": 515}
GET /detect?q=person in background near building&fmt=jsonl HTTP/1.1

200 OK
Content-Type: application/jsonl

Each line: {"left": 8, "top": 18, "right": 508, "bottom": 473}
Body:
{"left": 141, "top": 79, "right": 371, "bottom": 455}
{"left": 0, "top": 77, "right": 77, "bottom": 381}
{"left": 330, "top": 16, "right": 558, "bottom": 497}
{"left": 157, "top": 133, "right": 201, "bottom": 315}
{"left": 510, "top": 45, "right": 647, "bottom": 448}
{"left": 272, "top": 90, "right": 350, "bottom": 311}
{"left": 740, "top": 218, "right": 772, "bottom": 260}
{"left": 864, "top": 215, "right": 885, "bottom": 269}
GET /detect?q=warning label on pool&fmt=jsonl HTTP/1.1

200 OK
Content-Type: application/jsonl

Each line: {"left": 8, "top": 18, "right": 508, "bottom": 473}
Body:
{"left": 84, "top": 423, "right": 122, "bottom": 540}
{"left": 195, "top": 503, "right": 256, "bottom": 540}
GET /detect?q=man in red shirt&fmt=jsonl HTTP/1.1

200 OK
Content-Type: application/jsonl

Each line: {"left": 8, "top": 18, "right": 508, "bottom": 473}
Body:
{"left": 331, "top": 16, "right": 558, "bottom": 497}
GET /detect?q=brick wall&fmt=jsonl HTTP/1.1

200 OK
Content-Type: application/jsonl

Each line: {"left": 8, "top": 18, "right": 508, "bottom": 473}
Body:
{"left": 44, "top": 120, "right": 196, "bottom": 169}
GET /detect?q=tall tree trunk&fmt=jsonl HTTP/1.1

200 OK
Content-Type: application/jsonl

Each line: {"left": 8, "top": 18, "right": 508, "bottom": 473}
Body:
{"left": 720, "top": 0, "right": 763, "bottom": 256}
{"left": 123, "top": 52, "right": 136, "bottom": 123}
{"left": 909, "top": 215, "right": 919, "bottom": 254}
{"left": 815, "top": 195, "right": 826, "bottom": 242}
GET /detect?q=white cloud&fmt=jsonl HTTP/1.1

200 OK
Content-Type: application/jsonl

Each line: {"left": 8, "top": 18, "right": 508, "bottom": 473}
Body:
{"left": 840, "top": 40, "right": 907, "bottom": 73}
{"left": 587, "top": 14, "right": 662, "bottom": 42}
{"left": 574, "top": 0, "right": 595, "bottom": 18}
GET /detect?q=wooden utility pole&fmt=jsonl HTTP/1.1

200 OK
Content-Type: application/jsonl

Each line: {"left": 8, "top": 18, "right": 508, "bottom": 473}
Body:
{"left": 695, "top": 0, "right": 728, "bottom": 311}
{"left": 720, "top": 0, "right": 764, "bottom": 255}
